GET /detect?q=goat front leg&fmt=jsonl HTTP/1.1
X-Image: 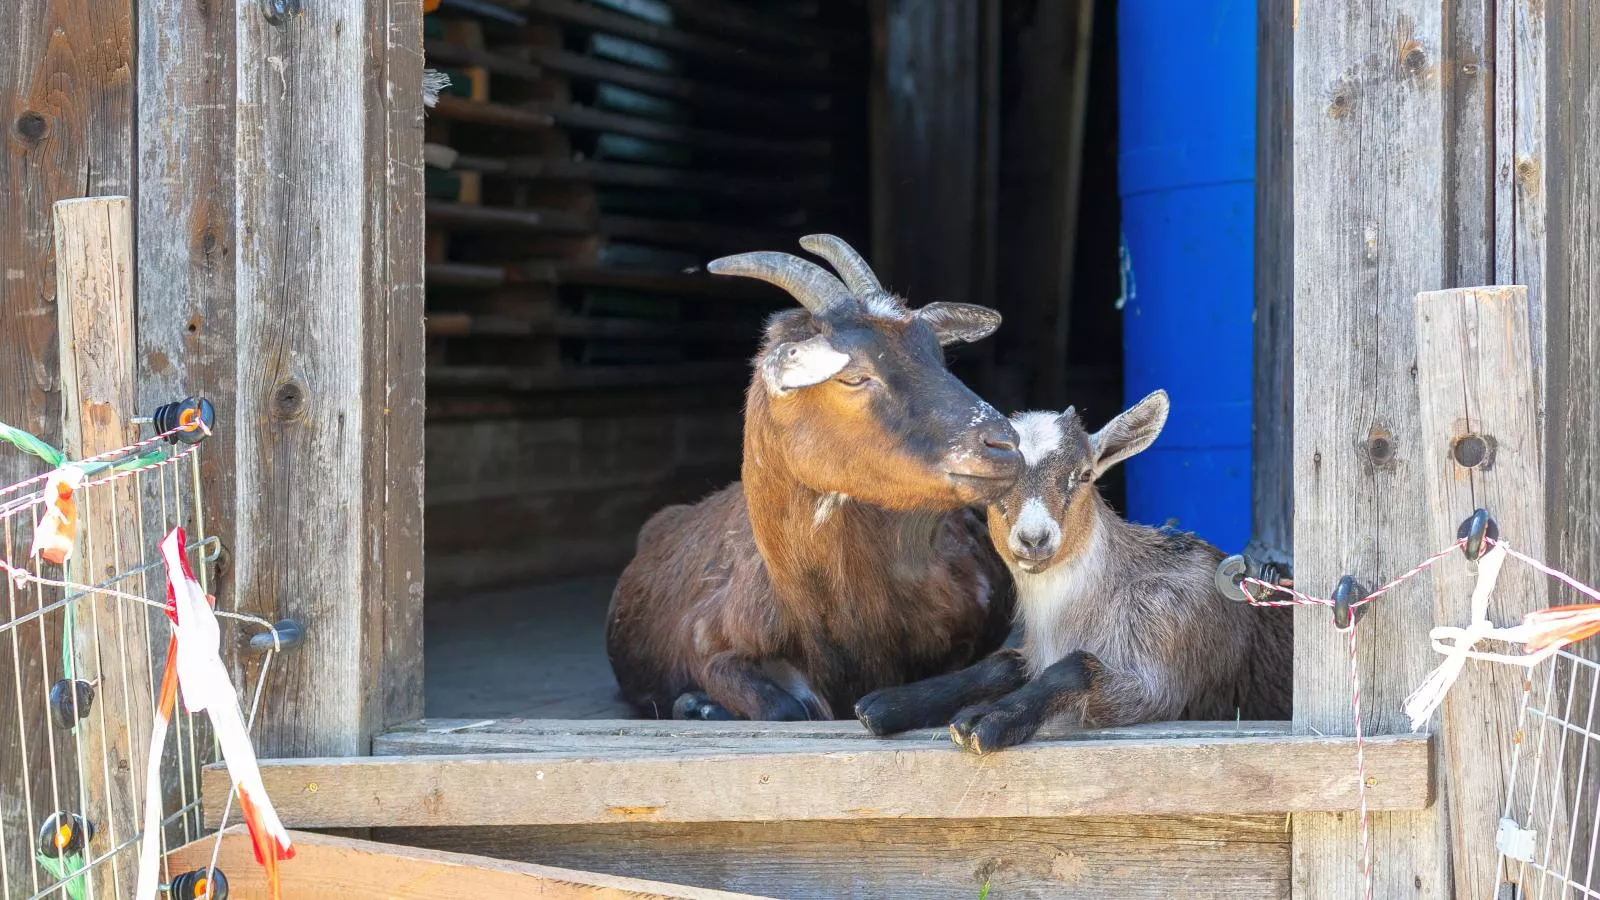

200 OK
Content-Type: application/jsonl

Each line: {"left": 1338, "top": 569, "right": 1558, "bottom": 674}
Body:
{"left": 855, "top": 649, "right": 1028, "bottom": 736}
{"left": 949, "top": 650, "right": 1100, "bottom": 754}
{"left": 697, "top": 651, "right": 815, "bottom": 721}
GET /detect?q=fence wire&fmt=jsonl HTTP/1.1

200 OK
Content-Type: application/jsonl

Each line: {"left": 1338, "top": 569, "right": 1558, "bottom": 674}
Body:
{"left": 1496, "top": 649, "right": 1600, "bottom": 900}
{"left": 0, "top": 431, "right": 278, "bottom": 900}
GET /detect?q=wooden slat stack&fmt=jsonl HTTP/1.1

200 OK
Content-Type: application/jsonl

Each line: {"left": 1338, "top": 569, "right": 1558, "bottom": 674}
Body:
{"left": 422, "top": 0, "right": 868, "bottom": 413}
{"left": 422, "top": 0, "right": 867, "bottom": 591}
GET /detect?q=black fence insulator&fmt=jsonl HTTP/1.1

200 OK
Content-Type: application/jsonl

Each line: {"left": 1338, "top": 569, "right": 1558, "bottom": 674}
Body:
{"left": 150, "top": 397, "right": 215, "bottom": 445}
{"left": 249, "top": 618, "right": 305, "bottom": 653}
{"left": 168, "top": 866, "right": 229, "bottom": 900}
{"left": 1331, "top": 575, "right": 1368, "bottom": 631}
{"left": 47, "top": 679, "right": 95, "bottom": 730}
{"left": 1458, "top": 507, "right": 1500, "bottom": 562}
{"left": 36, "top": 812, "right": 93, "bottom": 857}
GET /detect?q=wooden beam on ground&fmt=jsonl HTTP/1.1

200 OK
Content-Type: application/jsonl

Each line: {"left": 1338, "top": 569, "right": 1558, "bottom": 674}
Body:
{"left": 1291, "top": 1, "right": 1453, "bottom": 896}
{"left": 54, "top": 196, "right": 153, "bottom": 896}
{"left": 165, "top": 826, "right": 768, "bottom": 899}
{"left": 382, "top": 814, "right": 1292, "bottom": 899}
{"left": 206, "top": 731, "right": 1433, "bottom": 828}
{"left": 1414, "top": 285, "right": 1553, "bottom": 898}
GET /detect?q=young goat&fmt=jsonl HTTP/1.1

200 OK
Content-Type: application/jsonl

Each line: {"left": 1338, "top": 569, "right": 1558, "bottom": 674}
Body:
{"left": 606, "top": 235, "right": 1023, "bottom": 721}
{"left": 854, "top": 390, "right": 1293, "bottom": 752}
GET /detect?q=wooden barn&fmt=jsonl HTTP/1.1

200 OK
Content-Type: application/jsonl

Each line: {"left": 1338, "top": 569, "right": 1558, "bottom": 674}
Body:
{"left": 3, "top": 0, "right": 1600, "bottom": 897}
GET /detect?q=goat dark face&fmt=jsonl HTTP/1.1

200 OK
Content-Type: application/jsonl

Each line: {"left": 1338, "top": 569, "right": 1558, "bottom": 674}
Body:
{"left": 987, "top": 391, "right": 1170, "bottom": 573}
{"left": 713, "top": 236, "right": 1021, "bottom": 510}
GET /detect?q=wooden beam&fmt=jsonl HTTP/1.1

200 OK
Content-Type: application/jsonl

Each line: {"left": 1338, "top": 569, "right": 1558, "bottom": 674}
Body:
{"left": 1413, "top": 285, "right": 1549, "bottom": 898}
{"left": 1291, "top": 1, "right": 1453, "bottom": 896}
{"left": 165, "top": 827, "right": 768, "bottom": 899}
{"left": 511, "top": 0, "right": 832, "bottom": 82}
{"left": 53, "top": 195, "right": 152, "bottom": 895}
{"left": 382, "top": 814, "right": 1292, "bottom": 899}
{"left": 206, "top": 732, "right": 1433, "bottom": 828}
{"left": 234, "top": 0, "right": 425, "bottom": 756}
{"left": 377, "top": 717, "right": 1298, "bottom": 748}
{"left": 1252, "top": 0, "right": 1292, "bottom": 564}
{"left": 448, "top": 153, "right": 832, "bottom": 199}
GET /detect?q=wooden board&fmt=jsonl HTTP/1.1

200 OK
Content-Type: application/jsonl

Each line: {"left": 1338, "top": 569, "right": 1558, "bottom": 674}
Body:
{"left": 382, "top": 815, "right": 1292, "bottom": 900}
{"left": 1290, "top": 2, "right": 1452, "bottom": 896}
{"left": 0, "top": 0, "right": 133, "bottom": 888}
{"left": 378, "top": 717, "right": 1299, "bottom": 747}
{"left": 204, "top": 731, "right": 1432, "bottom": 828}
{"left": 1253, "top": 0, "right": 1293, "bottom": 562}
{"left": 1414, "top": 285, "right": 1551, "bottom": 898}
{"left": 165, "top": 826, "right": 767, "bottom": 899}
{"left": 233, "top": 0, "right": 425, "bottom": 756}
{"left": 54, "top": 196, "right": 153, "bottom": 895}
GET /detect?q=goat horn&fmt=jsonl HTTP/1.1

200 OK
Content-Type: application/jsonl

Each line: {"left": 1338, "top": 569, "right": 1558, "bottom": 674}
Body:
{"left": 798, "top": 234, "right": 887, "bottom": 298}
{"left": 706, "top": 251, "right": 851, "bottom": 314}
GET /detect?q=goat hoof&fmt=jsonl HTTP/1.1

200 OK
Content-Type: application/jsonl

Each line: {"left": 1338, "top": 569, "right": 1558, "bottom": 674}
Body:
{"left": 949, "top": 704, "right": 1024, "bottom": 755}
{"left": 672, "top": 692, "right": 735, "bottom": 720}
{"left": 854, "top": 691, "right": 896, "bottom": 735}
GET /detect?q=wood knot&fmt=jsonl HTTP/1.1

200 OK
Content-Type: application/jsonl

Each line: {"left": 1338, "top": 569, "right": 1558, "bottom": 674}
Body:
{"left": 1451, "top": 433, "right": 1496, "bottom": 470}
{"left": 1362, "top": 426, "right": 1398, "bottom": 470}
{"left": 1328, "top": 91, "right": 1352, "bottom": 119}
{"left": 1402, "top": 44, "right": 1428, "bottom": 76}
{"left": 272, "top": 380, "right": 306, "bottom": 421}
{"left": 14, "top": 111, "right": 48, "bottom": 145}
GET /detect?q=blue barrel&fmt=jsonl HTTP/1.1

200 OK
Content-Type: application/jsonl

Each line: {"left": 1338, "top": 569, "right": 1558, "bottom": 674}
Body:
{"left": 1117, "top": 0, "right": 1255, "bottom": 552}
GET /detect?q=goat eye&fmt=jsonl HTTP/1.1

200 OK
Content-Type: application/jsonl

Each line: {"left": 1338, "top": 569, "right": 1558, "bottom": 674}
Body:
{"left": 1078, "top": 469, "right": 1093, "bottom": 482}
{"left": 836, "top": 373, "right": 873, "bottom": 388}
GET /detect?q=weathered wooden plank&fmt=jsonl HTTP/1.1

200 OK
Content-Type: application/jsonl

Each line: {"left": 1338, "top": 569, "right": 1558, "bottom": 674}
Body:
{"left": 166, "top": 827, "right": 767, "bottom": 899}
{"left": 1494, "top": 0, "right": 1547, "bottom": 377}
{"left": 1444, "top": 0, "right": 1493, "bottom": 287}
{"left": 379, "top": 716, "right": 1294, "bottom": 747}
{"left": 1252, "top": 0, "right": 1292, "bottom": 563}
{"left": 380, "top": 815, "right": 1292, "bottom": 899}
{"left": 0, "top": 0, "right": 133, "bottom": 886}
{"left": 53, "top": 196, "right": 152, "bottom": 897}
{"left": 1291, "top": 1, "right": 1452, "bottom": 896}
{"left": 206, "top": 733, "right": 1432, "bottom": 828}
{"left": 234, "top": 0, "right": 425, "bottom": 756}
{"left": 1413, "top": 285, "right": 1550, "bottom": 898}
{"left": 514, "top": 0, "right": 832, "bottom": 81}
{"left": 448, "top": 153, "right": 831, "bottom": 199}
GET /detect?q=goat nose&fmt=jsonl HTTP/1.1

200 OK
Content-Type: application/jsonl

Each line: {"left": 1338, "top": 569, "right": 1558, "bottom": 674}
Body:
{"left": 979, "top": 422, "right": 1018, "bottom": 453}
{"left": 1017, "top": 530, "right": 1051, "bottom": 555}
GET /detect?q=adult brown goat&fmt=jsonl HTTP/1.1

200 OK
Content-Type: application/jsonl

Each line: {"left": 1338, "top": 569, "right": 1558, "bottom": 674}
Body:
{"left": 606, "top": 235, "right": 1022, "bottom": 720}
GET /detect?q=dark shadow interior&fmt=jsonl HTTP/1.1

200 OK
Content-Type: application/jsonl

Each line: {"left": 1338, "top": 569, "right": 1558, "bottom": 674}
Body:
{"left": 421, "top": 0, "right": 1123, "bottom": 719}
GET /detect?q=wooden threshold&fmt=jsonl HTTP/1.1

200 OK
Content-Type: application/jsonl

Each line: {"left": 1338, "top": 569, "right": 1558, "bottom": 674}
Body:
{"left": 205, "top": 720, "right": 1433, "bottom": 829}
{"left": 166, "top": 826, "right": 767, "bottom": 899}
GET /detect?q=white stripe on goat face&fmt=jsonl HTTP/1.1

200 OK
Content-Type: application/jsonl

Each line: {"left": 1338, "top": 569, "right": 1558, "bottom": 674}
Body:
{"left": 1013, "top": 411, "right": 1062, "bottom": 466}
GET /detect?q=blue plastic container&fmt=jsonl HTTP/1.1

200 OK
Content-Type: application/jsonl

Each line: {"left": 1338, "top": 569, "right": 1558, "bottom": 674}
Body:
{"left": 1116, "top": 0, "right": 1255, "bottom": 552}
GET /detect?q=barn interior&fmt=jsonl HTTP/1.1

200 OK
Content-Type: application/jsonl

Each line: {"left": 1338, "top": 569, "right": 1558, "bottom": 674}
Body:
{"left": 420, "top": 0, "right": 1129, "bottom": 719}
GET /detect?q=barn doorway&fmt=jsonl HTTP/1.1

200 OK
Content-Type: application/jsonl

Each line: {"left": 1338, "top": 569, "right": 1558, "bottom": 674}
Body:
{"left": 419, "top": 0, "right": 1124, "bottom": 719}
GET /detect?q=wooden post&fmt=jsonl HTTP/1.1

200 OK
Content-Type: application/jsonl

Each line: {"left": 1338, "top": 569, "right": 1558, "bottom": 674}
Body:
{"left": 1251, "top": 0, "right": 1292, "bottom": 566}
{"left": 53, "top": 195, "right": 153, "bottom": 896}
{"left": 1291, "top": 2, "right": 1451, "bottom": 896}
{"left": 1413, "top": 285, "right": 1552, "bottom": 898}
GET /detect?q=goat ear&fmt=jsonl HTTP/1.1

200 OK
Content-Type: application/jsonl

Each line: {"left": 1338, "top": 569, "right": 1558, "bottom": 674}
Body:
{"left": 760, "top": 334, "right": 850, "bottom": 395}
{"left": 1089, "top": 390, "right": 1170, "bottom": 473}
{"left": 914, "top": 302, "right": 1002, "bottom": 346}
